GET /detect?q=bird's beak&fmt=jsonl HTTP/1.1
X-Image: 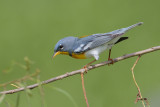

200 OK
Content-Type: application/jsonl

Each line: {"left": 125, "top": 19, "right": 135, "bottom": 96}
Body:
{"left": 52, "top": 51, "right": 61, "bottom": 58}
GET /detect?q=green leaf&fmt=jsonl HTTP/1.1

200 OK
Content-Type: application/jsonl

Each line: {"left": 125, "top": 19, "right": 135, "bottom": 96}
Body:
{"left": 0, "top": 94, "right": 5, "bottom": 104}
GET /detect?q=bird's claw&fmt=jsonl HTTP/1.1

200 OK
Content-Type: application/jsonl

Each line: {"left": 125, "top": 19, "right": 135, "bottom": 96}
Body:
{"left": 108, "top": 58, "right": 114, "bottom": 66}
{"left": 83, "top": 66, "right": 88, "bottom": 73}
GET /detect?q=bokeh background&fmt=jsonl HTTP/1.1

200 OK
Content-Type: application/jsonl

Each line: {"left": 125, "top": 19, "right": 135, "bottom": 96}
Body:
{"left": 0, "top": 0, "right": 160, "bottom": 107}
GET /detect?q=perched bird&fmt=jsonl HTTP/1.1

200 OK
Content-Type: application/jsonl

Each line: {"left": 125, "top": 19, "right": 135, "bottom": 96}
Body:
{"left": 53, "top": 22, "right": 143, "bottom": 69}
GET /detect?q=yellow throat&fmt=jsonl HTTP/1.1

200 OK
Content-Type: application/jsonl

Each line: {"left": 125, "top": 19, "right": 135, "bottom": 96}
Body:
{"left": 53, "top": 51, "right": 87, "bottom": 59}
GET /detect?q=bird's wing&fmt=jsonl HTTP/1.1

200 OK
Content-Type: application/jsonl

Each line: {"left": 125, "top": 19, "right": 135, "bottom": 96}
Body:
{"left": 73, "top": 34, "right": 115, "bottom": 53}
{"left": 73, "top": 22, "right": 143, "bottom": 53}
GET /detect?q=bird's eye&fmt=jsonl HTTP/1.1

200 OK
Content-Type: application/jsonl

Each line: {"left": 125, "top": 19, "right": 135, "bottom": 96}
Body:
{"left": 59, "top": 45, "right": 63, "bottom": 49}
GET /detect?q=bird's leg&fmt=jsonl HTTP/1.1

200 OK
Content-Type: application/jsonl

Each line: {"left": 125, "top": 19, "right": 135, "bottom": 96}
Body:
{"left": 83, "top": 59, "right": 96, "bottom": 73}
{"left": 108, "top": 49, "right": 114, "bottom": 65}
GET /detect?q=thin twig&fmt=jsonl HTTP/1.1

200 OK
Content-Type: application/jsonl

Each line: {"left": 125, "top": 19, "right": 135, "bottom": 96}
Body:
{"left": 0, "top": 46, "right": 160, "bottom": 95}
{"left": 131, "top": 56, "right": 149, "bottom": 107}
{"left": 0, "top": 69, "right": 40, "bottom": 88}
{"left": 131, "top": 56, "right": 145, "bottom": 107}
{"left": 81, "top": 73, "right": 89, "bottom": 107}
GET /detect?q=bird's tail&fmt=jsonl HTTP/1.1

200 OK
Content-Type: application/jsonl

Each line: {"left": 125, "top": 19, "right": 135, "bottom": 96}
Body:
{"left": 125, "top": 22, "right": 143, "bottom": 32}
{"left": 107, "top": 22, "right": 143, "bottom": 35}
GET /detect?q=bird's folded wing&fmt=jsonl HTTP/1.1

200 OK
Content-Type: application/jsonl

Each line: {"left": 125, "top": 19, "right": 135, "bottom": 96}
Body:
{"left": 73, "top": 22, "right": 143, "bottom": 53}
{"left": 73, "top": 34, "right": 114, "bottom": 53}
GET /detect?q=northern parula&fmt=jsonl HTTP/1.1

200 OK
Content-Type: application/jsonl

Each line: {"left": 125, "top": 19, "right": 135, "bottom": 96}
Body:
{"left": 53, "top": 22, "right": 143, "bottom": 68}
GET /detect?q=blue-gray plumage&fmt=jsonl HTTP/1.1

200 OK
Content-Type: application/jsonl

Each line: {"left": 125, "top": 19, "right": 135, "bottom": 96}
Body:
{"left": 73, "top": 22, "right": 143, "bottom": 53}
{"left": 53, "top": 22, "right": 143, "bottom": 60}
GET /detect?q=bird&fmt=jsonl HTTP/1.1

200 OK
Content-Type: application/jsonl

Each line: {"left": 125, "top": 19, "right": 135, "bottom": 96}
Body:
{"left": 53, "top": 22, "right": 143, "bottom": 70}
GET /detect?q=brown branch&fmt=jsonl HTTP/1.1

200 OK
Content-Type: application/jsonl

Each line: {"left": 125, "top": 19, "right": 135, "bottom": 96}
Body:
{"left": 81, "top": 73, "right": 89, "bottom": 107}
{"left": 0, "top": 46, "right": 160, "bottom": 95}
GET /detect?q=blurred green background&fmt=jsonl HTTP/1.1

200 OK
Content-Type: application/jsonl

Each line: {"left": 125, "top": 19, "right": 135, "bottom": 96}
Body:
{"left": 0, "top": 0, "right": 160, "bottom": 107}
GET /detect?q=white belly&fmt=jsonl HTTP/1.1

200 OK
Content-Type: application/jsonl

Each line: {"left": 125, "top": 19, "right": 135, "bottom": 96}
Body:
{"left": 84, "top": 36, "right": 120, "bottom": 60}
{"left": 85, "top": 43, "right": 110, "bottom": 59}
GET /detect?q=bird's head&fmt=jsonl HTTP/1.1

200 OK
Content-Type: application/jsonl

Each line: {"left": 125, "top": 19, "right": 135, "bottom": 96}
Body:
{"left": 53, "top": 37, "right": 77, "bottom": 58}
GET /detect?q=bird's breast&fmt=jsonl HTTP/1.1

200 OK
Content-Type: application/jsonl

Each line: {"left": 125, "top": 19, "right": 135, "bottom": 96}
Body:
{"left": 57, "top": 51, "right": 87, "bottom": 59}
{"left": 71, "top": 53, "right": 87, "bottom": 59}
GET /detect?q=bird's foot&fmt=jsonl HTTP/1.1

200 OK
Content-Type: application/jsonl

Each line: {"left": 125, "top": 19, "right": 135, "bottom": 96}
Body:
{"left": 82, "top": 59, "right": 96, "bottom": 73}
{"left": 108, "top": 58, "right": 114, "bottom": 66}
{"left": 83, "top": 65, "right": 88, "bottom": 73}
